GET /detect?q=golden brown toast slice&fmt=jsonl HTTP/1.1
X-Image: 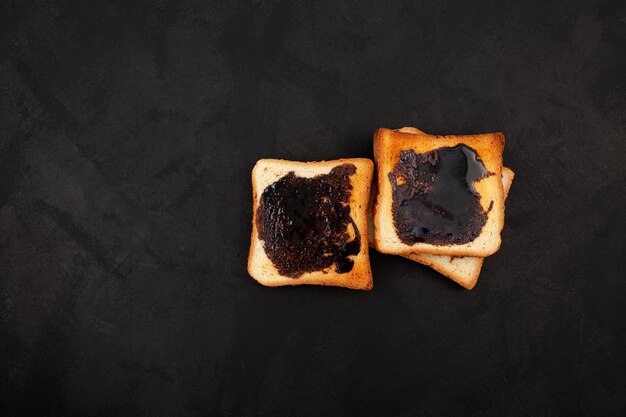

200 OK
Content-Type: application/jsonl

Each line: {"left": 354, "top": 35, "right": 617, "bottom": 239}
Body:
{"left": 373, "top": 127, "right": 505, "bottom": 257}
{"left": 370, "top": 127, "right": 513, "bottom": 289}
{"left": 248, "top": 158, "right": 374, "bottom": 290}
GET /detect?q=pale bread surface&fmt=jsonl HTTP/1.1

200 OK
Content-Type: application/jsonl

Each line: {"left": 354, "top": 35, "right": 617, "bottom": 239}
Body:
{"left": 373, "top": 127, "right": 505, "bottom": 257}
{"left": 248, "top": 158, "right": 374, "bottom": 290}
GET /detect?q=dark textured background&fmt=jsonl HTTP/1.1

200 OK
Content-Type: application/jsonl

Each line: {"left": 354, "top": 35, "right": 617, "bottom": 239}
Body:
{"left": 1, "top": 0, "right": 625, "bottom": 416}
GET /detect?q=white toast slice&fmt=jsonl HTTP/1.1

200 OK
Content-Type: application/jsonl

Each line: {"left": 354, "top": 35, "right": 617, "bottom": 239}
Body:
{"left": 248, "top": 158, "right": 374, "bottom": 290}
{"left": 373, "top": 127, "right": 505, "bottom": 257}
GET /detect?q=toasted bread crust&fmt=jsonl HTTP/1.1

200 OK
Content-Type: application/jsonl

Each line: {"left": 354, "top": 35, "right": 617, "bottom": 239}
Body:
{"left": 248, "top": 158, "right": 374, "bottom": 290}
{"left": 403, "top": 253, "right": 484, "bottom": 289}
{"left": 373, "top": 127, "right": 505, "bottom": 257}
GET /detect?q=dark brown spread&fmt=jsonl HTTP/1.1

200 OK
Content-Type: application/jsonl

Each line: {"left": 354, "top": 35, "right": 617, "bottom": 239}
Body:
{"left": 389, "top": 145, "right": 492, "bottom": 245}
{"left": 256, "top": 164, "right": 360, "bottom": 277}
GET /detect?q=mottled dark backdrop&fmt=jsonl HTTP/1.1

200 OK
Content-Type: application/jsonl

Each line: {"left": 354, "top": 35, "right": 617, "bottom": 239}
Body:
{"left": 1, "top": 1, "right": 625, "bottom": 416}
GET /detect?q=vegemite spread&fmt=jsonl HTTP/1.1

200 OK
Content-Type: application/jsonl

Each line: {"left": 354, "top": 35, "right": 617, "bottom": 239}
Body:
{"left": 389, "top": 145, "right": 492, "bottom": 245}
{"left": 256, "top": 164, "right": 360, "bottom": 277}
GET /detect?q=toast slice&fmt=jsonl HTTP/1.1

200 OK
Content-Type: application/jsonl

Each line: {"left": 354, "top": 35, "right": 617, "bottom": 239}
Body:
{"left": 401, "top": 167, "right": 514, "bottom": 289}
{"left": 248, "top": 158, "right": 374, "bottom": 290}
{"left": 366, "top": 127, "right": 514, "bottom": 289}
{"left": 373, "top": 127, "right": 505, "bottom": 257}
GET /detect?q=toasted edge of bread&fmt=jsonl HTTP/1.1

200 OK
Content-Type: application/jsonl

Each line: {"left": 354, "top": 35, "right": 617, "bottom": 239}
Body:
{"left": 402, "top": 167, "right": 514, "bottom": 289}
{"left": 373, "top": 127, "right": 505, "bottom": 257}
{"left": 248, "top": 158, "right": 374, "bottom": 290}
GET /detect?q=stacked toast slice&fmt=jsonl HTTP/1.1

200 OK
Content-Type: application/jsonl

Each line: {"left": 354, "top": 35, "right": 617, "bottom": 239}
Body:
{"left": 371, "top": 127, "right": 514, "bottom": 289}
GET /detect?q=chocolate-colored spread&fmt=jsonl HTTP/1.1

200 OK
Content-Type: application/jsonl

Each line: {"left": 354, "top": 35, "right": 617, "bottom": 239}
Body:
{"left": 256, "top": 164, "right": 360, "bottom": 277}
{"left": 389, "top": 145, "right": 492, "bottom": 245}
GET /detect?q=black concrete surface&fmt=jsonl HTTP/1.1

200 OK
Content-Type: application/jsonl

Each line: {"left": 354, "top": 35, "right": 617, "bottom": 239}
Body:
{"left": 1, "top": 1, "right": 625, "bottom": 416}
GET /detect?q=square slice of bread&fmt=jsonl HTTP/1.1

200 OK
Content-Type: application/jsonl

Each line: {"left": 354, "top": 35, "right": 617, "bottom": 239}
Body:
{"left": 366, "top": 134, "right": 514, "bottom": 289}
{"left": 248, "top": 158, "right": 374, "bottom": 290}
{"left": 402, "top": 167, "right": 515, "bottom": 289}
{"left": 373, "top": 127, "right": 505, "bottom": 257}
